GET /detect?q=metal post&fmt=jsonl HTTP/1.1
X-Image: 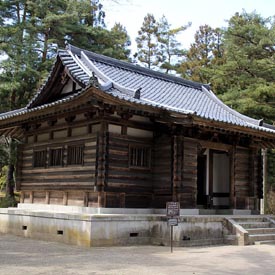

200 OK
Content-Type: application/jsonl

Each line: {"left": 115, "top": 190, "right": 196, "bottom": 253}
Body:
{"left": 170, "top": 225, "right": 173, "bottom": 253}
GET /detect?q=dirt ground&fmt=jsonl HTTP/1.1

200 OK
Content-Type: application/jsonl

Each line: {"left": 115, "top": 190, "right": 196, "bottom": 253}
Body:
{"left": 1, "top": 233, "right": 275, "bottom": 275}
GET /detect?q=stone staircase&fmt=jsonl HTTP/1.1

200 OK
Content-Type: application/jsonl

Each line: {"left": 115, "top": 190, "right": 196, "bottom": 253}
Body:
{"left": 232, "top": 217, "right": 275, "bottom": 245}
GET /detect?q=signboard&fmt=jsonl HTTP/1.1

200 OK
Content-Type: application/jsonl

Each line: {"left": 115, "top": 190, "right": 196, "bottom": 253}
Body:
{"left": 166, "top": 202, "right": 180, "bottom": 253}
{"left": 167, "top": 218, "right": 178, "bottom": 226}
{"left": 166, "top": 202, "right": 180, "bottom": 218}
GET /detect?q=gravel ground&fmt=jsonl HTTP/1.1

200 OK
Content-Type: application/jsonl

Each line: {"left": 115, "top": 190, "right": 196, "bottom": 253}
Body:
{"left": 1, "top": 233, "right": 275, "bottom": 275}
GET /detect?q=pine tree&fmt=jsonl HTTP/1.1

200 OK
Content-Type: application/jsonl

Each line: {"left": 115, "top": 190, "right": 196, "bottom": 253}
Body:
{"left": 135, "top": 13, "right": 159, "bottom": 69}
{"left": 157, "top": 15, "right": 191, "bottom": 74}
{"left": 105, "top": 23, "right": 131, "bottom": 60}
{"left": 177, "top": 25, "right": 224, "bottom": 84}
{"left": 0, "top": 0, "right": 131, "bottom": 199}
{"left": 218, "top": 11, "right": 275, "bottom": 122}
{"left": 0, "top": 0, "right": 40, "bottom": 111}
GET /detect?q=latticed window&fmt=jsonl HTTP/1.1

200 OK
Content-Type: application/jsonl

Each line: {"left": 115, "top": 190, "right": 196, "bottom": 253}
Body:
{"left": 129, "top": 146, "right": 151, "bottom": 169}
{"left": 49, "top": 148, "right": 63, "bottom": 166}
{"left": 67, "top": 145, "right": 84, "bottom": 165}
{"left": 33, "top": 150, "right": 47, "bottom": 168}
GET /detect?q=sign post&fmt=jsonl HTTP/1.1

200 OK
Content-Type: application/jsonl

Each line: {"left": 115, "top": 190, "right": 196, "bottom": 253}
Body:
{"left": 166, "top": 202, "right": 180, "bottom": 253}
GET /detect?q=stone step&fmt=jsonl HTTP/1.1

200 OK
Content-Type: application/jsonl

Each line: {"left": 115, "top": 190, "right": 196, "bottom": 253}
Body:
{"left": 233, "top": 217, "right": 265, "bottom": 223}
{"left": 246, "top": 228, "right": 275, "bottom": 235}
{"left": 238, "top": 222, "right": 270, "bottom": 229}
{"left": 254, "top": 240, "right": 275, "bottom": 245}
{"left": 249, "top": 233, "right": 275, "bottom": 243}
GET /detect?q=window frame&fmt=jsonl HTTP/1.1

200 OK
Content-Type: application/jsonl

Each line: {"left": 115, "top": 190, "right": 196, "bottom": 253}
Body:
{"left": 49, "top": 147, "right": 64, "bottom": 167}
{"left": 67, "top": 144, "right": 84, "bottom": 166}
{"left": 129, "top": 144, "right": 151, "bottom": 170}
{"left": 33, "top": 149, "right": 47, "bottom": 168}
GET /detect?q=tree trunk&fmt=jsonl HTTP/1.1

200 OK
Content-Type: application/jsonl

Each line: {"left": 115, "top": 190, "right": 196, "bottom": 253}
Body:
{"left": 6, "top": 163, "right": 15, "bottom": 198}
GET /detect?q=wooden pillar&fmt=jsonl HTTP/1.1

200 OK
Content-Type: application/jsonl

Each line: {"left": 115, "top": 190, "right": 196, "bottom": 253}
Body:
{"left": 120, "top": 193, "right": 125, "bottom": 208}
{"left": 45, "top": 191, "right": 50, "bottom": 204}
{"left": 208, "top": 150, "right": 213, "bottom": 202}
{"left": 229, "top": 147, "right": 235, "bottom": 208}
{"left": 63, "top": 192, "right": 68, "bottom": 205}
{"left": 96, "top": 121, "right": 108, "bottom": 208}
{"left": 15, "top": 144, "right": 23, "bottom": 191}
{"left": 84, "top": 192, "right": 89, "bottom": 207}
{"left": 30, "top": 191, "right": 34, "bottom": 203}
{"left": 97, "top": 191, "right": 106, "bottom": 208}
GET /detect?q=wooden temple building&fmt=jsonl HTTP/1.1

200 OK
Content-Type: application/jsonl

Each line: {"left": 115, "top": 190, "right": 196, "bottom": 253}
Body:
{"left": 0, "top": 44, "right": 275, "bottom": 212}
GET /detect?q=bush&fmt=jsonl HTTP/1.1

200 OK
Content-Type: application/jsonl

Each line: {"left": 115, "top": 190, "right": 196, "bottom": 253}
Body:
{"left": 0, "top": 196, "right": 17, "bottom": 208}
{"left": 0, "top": 166, "right": 7, "bottom": 191}
{"left": 266, "top": 191, "right": 275, "bottom": 215}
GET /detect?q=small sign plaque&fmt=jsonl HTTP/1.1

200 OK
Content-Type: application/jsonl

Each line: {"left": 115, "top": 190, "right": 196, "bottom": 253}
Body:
{"left": 166, "top": 202, "right": 180, "bottom": 218}
{"left": 168, "top": 218, "right": 178, "bottom": 226}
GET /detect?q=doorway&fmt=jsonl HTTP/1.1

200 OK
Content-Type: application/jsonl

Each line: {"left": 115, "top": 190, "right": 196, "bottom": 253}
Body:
{"left": 197, "top": 154, "right": 207, "bottom": 207}
{"left": 197, "top": 149, "right": 230, "bottom": 209}
{"left": 210, "top": 151, "right": 230, "bottom": 208}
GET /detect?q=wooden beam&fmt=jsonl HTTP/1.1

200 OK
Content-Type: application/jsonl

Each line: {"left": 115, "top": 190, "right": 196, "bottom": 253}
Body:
{"left": 199, "top": 140, "right": 232, "bottom": 152}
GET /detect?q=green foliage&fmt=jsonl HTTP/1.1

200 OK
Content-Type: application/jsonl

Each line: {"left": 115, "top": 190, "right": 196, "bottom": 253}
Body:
{"left": 0, "top": 0, "right": 132, "bottom": 198}
{"left": 267, "top": 149, "right": 275, "bottom": 189}
{"left": 108, "top": 23, "right": 131, "bottom": 60}
{"left": 216, "top": 11, "right": 275, "bottom": 121}
{"left": 177, "top": 25, "right": 225, "bottom": 85}
{"left": 135, "top": 13, "right": 159, "bottom": 69}
{"left": 136, "top": 13, "right": 190, "bottom": 72}
{"left": 266, "top": 191, "right": 275, "bottom": 215}
{"left": 0, "top": 166, "right": 7, "bottom": 191}
{"left": 0, "top": 142, "right": 8, "bottom": 167}
{"left": 157, "top": 15, "right": 191, "bottom": 74}
{"left": 0, "top": 195, "right": 17, "bottom": 208}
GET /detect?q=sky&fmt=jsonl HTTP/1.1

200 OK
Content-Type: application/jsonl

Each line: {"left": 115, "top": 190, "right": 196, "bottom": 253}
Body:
{"left": 101, "top": 0, "right": 275, "bottom": 53}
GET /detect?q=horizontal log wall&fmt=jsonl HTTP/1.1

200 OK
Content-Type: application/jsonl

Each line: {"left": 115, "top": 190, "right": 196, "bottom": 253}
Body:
{"left": 249, "top": 149, "right": 262, "bottom": 210}
{"left": 18, "top": 118, "right": 99, "bottom": 206}
{"left": 233, "top": 147, "right": 262, "bottom": 210}
{"left": 19, "top": 134, "right": 97, "bottom": 190}
{"left": 105, "top": 132, "right": 153, "bottom": 208}
{"left": 152, "top": 135, "right": 172, "bottom": 208}
{"left": 180, "top": 138, "right": 198, "bottom": 208}
{"left": 234, "top": 146, "right": 250, "bottom": 199}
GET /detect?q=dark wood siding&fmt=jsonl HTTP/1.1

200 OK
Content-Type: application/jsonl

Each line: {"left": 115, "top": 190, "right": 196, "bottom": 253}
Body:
{"left": 234, "top": 146, "right": 250, "bottom": 197}
{"left": 152, "top": 135, "right": 172, "bottom": 208}
{"left": 17, "top": 134, "right": 97, "bottom": 191}
{"left": 180, "top": 138, "right": 198, "bottom": 208}
{"left": 105, "top": 132, "right": 153, "bottom": 208}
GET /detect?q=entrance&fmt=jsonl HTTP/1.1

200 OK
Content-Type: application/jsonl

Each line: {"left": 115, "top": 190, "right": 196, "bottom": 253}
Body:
{"left": 197, "top": 155, "right": 207, "bottom": 207}
{"left": 197, "top": 149, "right": 230, "bottom": 209}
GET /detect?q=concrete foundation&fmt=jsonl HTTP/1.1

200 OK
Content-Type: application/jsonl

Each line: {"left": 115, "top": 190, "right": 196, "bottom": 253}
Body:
{"left": 0, "top": 204, "right": 262, "bottom": 247}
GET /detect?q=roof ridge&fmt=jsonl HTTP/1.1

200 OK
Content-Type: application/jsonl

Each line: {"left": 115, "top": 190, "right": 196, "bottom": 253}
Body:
{"left": 66, "top": 44, "right": 208, "bottom": 90}
{"left": 201, "top": 86, "right": 261, "bottom": 126}
{"left": 80, "top": 51, "right": 136, "bottom": 97}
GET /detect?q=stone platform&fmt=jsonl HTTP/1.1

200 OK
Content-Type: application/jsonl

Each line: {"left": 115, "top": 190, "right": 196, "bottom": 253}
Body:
{"left": 0, "top": 204, "right": 270, "bottom": 247}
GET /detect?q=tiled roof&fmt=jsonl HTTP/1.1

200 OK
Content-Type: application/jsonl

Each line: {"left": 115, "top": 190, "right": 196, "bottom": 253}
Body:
{"left": 59, "top": 45, "right": 274, "bottom": 134}
{"left": 1, "top": 44, "right": 275, "bottom": 135}
{"left": 0, "top": 91, "right": 84, "bottom": 121}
